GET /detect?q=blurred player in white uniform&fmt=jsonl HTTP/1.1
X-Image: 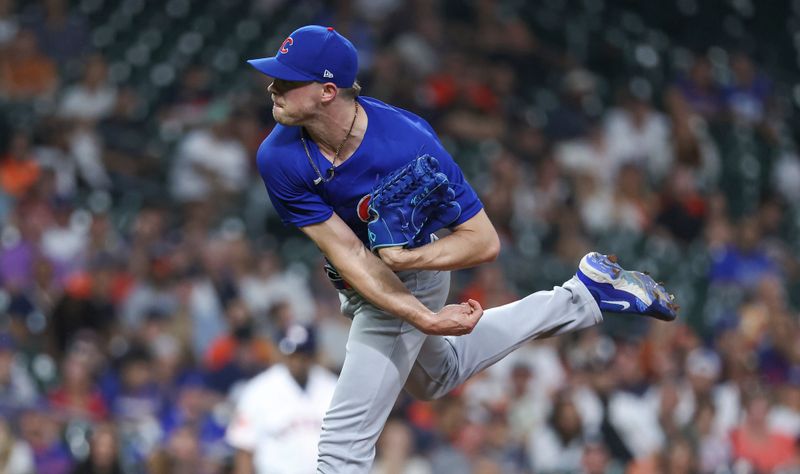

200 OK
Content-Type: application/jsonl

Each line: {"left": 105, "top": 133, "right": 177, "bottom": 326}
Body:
{"left": 226, "top": 325, "right": 337, "bottom": 474}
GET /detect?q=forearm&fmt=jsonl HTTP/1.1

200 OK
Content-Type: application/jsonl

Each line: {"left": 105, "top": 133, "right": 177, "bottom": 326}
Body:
{"left": 301, "top": 214, "right": 483, "bottom": 336}
{"left": 381, "top": 211, "right": 500, "bottom": 271}
{"left": 391, "top": 231, "right": 493, "bottom": 271}
{"left": 328, "top": 242, "right": 434, "bottom": 327}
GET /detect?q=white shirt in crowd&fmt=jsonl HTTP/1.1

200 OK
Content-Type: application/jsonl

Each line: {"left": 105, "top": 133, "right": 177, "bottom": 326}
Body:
{"left": 226, "top": 364, "right": 337, "bottom": 474}
{"left": 239, "top": 269, "right": 316, "bottom": 325}
{"left": 608, "top": 389, "right": 666, "bottom": 458}
{"left": 604, "top": 107, "right": 672, "bottom": 182}
{"left": 58, "top": 85, "right": 117, "bottom": 121}
{"left": 170, "top": 128, "right": 249, "bottom": 202}
{"left": 528, "top": 423, "right": 585, "bottom": 473}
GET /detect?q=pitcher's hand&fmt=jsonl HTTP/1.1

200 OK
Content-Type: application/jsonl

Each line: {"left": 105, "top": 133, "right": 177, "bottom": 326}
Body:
{"left": 419, "top": 299, "right": 483, "bottom": 336}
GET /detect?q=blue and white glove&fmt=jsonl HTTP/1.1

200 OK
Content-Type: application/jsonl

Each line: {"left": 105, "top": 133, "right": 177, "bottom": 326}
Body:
{"left": 367, "top": 155, "right": 461, "bottom": 251}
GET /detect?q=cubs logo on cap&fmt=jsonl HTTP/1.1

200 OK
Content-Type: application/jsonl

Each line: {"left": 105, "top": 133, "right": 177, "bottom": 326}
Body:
{"left": 246, "top": 25, "right": 358, "bottom": 88}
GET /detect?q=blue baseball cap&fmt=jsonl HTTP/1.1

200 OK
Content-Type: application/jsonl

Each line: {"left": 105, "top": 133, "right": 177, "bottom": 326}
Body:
{"left": 247, "top": 25, "right": 358, "bottom": 88}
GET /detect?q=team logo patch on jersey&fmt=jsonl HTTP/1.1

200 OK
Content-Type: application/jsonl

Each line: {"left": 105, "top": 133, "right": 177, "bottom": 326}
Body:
{"left": 357, "top": 194, "right": 373, "bottom": 222}
{"left": 279, "top": 37, "right": 294, "bottom": 54}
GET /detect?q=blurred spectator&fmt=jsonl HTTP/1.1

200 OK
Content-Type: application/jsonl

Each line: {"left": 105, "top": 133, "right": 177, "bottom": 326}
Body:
{"left": 125, "top": 205, "right": 170, "bottom": 272}
{"left": 427, "top": 395, "right": 471, "bottom": 473}
{"left": 0, "top": 416, "right": 34, "bottom": 474}
{"left": 730, "top": 387, "right": 797, "bottom": 472}
{"left": 40, "top": 199, "right": 88, "bottom": 277}
{"left": 604, "top": 80, "right": 672, "bottom": 183}
{"left": 226, "top": 325, "right": 336, "bottom": 474}
{"left": 120, "top": 254, "right": 179, "bottom": 337}
{"left": 29, "top": 254, "right": 61, "bottom": 317}
{"left": 96, "top": 87, "right": 159, "bottom": 190}
{"left": 50, "top": 271, "right": 115, "bottom": 356}
{"left": 0, "top": 0, "right": 18, "bottom": 46}
{"left": 427, "top": 52, "right": 507, "bottom": 141}
{"left": 757, "top": 196, "right": 799, "bottom": 280}
{"left": 607, "top": 344, "right": 665, "bottom": 460}
{"left": 140, "top": 311, "right": 188, "bottom": 383}
{"left": 675, "top": 346, "right": 740, "bottom": 440}
{"left": 98, "top": 345, "right": 162, "bottom": 465}
{"left": 688, "top": 400, "right": 731, "bottom": 473}
{"left": 159, "top": 64, "right": 214, "bottom": 133}
{"left": 528, "top": 391, "right": 585, "bottom": 472}
{"left": 655, "top": 166, "right": 708, "bottom": 243}
{"left": 84, "top": 215, "right": 125, "bottom": 270}
{"left": 57, "top": 54, "right": 116, "bottom": 123}
{"left": 184, "top": 238, "right": 237, "bottom": 359}
{"left": 18, "top": 403, "right": 73, "bottom": 474}
{"left": 556, "top": 121, "right": 615, "bottom": 187}
{"left": 0, "top": 129, "right": 41, "bottom": 199}
{"left": 237, "top": 249, "right": 316, "bottom": 325}
{"left": 392, "top": 14, "right": 442, "bottom": 80}
{"left": 0, "top": 333, "right": 37, "bottom": 416}
{"left": 204, "top": 298, "right": 273, "bottom": 393}
{"left": 0, "top": 29, "right": 58, "bottom": 101}
{"left": 169, "top": 109, "right": 249, "bottom": 210}
{"left": 502, "top": 362, "right": 552, "bottom": 443}
{"left": 580, "top": 162, "right": 655, "bottom": 235}
{"left": 480, "top": 149, "right": 525, "bottom": 237}
{"left": 0, "top": 201, "right": 47, "bottom": 291}
{"left": 579, "top": 439, "right": 623, "bottom": 474}
{"left": 69, "top": 422, "right": 122, "bottom": 474}
{"left": 373, "top": 418, "right": 432, "bottom": 474}
{"left": 723, "top": 53, "right": 772, "bottom": 127}
{"left": 670, "top": 56, "right": 723, "bottom": 121}
{"left": 21, "top": 0, "right": 90, "bottom": 68}
{"left": 148, "top": 424, "right": 219, "bottom": 474}
{"left": 159, "top": 372, "right": 227, "bottom": 464}
{"left": 33, "top": 117, "right": 110, "bottom": 197}
{"left": 772, "top": 152, "right": 800, "bottom": 203}
{"left": 48, "top": 344, "right": 108, "bottom": 422}
{"left": 547, "top": 69, "right": 600, "bottom": 142}
{"left": 481, "top": 409, "right": 526, "bottom": 472}
{"left": 659, "top": 436, "right": 698, "bottom": 474}
{"left": 768, "top": 371, "right": 800, "bottom": 439}
{"left": 667, "top": 86, "right": 720, "bottom": 182}
{"left": 708, "top": 214, "right": 778, "bottom": 289}
{"left": 104, "top": 346, "right": 162, "bottom": 423}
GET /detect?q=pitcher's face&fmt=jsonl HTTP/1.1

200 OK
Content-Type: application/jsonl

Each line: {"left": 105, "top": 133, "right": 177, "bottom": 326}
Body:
{"left": 268, "top": 79, "right": 320, "bottom": 126}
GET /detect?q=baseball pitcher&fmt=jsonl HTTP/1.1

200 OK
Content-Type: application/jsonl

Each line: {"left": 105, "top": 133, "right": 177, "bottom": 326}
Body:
{"left": 246, "top": 25, "right": 677, "bottom": 473}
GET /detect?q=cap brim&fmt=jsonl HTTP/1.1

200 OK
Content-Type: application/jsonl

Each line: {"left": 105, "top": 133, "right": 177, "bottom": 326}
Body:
{"left": 246, "top": 57, "right": 317, "bottom": 82}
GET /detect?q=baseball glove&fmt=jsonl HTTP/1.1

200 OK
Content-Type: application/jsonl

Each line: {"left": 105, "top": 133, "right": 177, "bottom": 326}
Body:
{"left": 367, "top": 155, "right": 461, "bottom": 251}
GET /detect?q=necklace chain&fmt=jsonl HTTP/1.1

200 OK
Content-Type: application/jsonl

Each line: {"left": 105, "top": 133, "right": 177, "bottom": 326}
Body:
{"left": 302, "top": 101, "right": 359, "bottom": 184}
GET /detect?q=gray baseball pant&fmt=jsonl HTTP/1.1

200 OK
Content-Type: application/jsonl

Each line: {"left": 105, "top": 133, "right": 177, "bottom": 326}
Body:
{"left": 316, "top": 269, "right": 603, "bottom": 473}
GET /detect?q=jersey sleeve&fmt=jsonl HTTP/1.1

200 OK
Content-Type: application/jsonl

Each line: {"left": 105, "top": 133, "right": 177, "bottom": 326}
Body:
{"left": 225, "top": 382, "right": 260, "bottom": 450}
{"left": 257, "top": 142, "right": 334, "bottom": 228}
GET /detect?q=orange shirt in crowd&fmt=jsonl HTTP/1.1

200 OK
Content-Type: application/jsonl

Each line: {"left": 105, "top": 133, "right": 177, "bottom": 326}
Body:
{"left": 730, "top": 427, "right": 797, "bottom": 473}
{"left": 0, "top": 156, "right": 40, "bottom": 197}
{"left": 0, "top": 56, "right": 58, "bottom": 99}
{"left": 204, "top": 336, "right": 274, "bottom": 371}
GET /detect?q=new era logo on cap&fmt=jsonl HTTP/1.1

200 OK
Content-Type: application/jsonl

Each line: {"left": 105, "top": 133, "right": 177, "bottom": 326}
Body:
{"left": 246, "top": 25, "right": 358, "bottom": 88}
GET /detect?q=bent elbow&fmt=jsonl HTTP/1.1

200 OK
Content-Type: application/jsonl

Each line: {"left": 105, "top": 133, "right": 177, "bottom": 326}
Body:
{"left": 482, "top": 233, "right": 501, "bottom": 263}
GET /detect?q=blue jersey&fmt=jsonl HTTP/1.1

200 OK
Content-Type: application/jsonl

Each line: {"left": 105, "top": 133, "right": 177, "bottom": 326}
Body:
{"left": 257, "top": 96, "right": 483, "bottom": 245}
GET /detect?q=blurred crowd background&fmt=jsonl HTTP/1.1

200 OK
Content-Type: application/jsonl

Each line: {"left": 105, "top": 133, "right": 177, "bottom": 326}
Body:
{"left": 1, "top": 0, "right": 800, "bottom": 472}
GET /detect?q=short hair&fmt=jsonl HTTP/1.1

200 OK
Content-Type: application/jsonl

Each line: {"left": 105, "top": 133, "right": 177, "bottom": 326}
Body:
{"left": 338, "top": 80, "right": 361, "bottom": 100}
